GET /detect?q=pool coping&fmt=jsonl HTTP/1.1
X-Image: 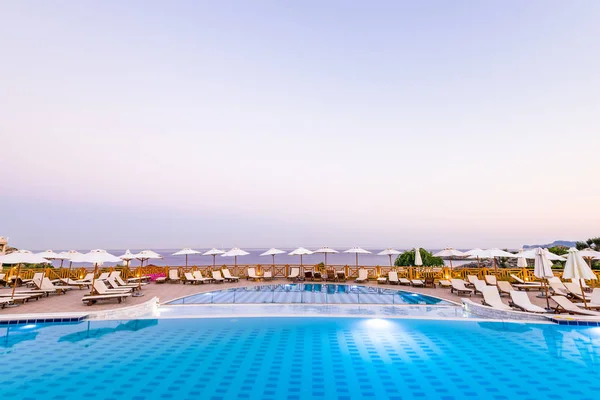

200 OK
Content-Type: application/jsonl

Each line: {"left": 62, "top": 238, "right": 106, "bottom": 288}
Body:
{"left": 163, "top": 283, "right": 462, "bottom": 306}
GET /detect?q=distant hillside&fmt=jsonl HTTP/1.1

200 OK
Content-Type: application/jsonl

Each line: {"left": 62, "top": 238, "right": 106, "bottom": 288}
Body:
{"left": 523, "top": 240, "right": 576, "bottom": 249}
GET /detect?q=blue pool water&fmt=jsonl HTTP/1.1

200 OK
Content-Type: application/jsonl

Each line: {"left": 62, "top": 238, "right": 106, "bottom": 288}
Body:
{"left": 166, "top": 284, "right": 453, "bottom": 305}
{"left": 1, "top": 318, "right": 599, "bottom": 399}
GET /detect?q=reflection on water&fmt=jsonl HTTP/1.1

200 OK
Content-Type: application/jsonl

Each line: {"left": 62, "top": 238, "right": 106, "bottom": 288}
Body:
{"left": 167, "top": 284, "right": 451, "bottom": 305}
{"left": 58, "top": 319, "right": 158, "bottom": 342}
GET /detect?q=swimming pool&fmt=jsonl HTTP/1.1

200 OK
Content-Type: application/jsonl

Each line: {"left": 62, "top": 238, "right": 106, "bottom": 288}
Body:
{"left": 1, "top": 318, "right": 599, "bottom": 399}
{"left": 166, "top": 284, "right": 453, "bottom": 305}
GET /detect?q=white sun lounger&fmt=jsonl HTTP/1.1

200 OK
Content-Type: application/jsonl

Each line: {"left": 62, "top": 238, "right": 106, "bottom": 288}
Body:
{"left": 398, "top": 277, "right": 411, "bottom": 285}
{"left": 97, "top": 272, "right": 110, "bottom": 281}
{"left": 549, "top": 281, "right": 569, "bottom": 297}
{"left": 497, "top": 281, "right": 514, "bottom": 296}
{"left": 411, "top": 279, "right": 424, "bottom": 287}
{"left": 571, "top": 278, "right": 591, "bottom": 291}
{"left": 484, "top": 275, "right": 497, "bottom": 285}
{"left": 472, "top": 279, "right": 488, "bottom": 295}
{"left": 450, "top": 279, "right": 473, "bottom": 296}
{"left": 377, "top": 275, "right": 388, "bottom": 284}
{"left": 481, "top": 286, "right": 512, "bottom": 310}
{"left": 33, "top": 277, "right": 75, "bottom": 295}
{"left": 355, "top": 269, "right": 368, "bottom": 283}
{"left": 438, "top": 279, "right": 451, "bottom": 288}
{"left": 222, "top": 268, "right": 239, "bottom": 282}
{"left": 183, "top": 272, "right": 200, "bottom": 284}
{"left": 509, "top": 291, "right": 547, "bottom": 313}
{"left": 467, "top": 275, "right": 479, "bottom": 287}
{"left": 263, "top": 271, "right": 273, "bottom": 281}
{"left": 167, "top": 269, "right": 180, "bottom": 283}
{"left": 552, "top": 295, "right": 600, "bottom": 316}
{"left": 247, "top": 267, "right": 261, "bottom": 281}
{"left": 193, "top": 271, "right": 212, "bottom": 284}
{"left": 92, "top": 279, "right": 131, "bottom": 295}
{"left": 211, "top": 270, "right": 225, "bottom": 283}
{"left": 563, "top": 282, "right": 592, "bottom": 301}
{"left": 106, "top": 277, "right": 138, "bottom": 292}
{"left": 574, "top": 289, "right": 600, "bottom": 309}
{"left": 510, "top": 274, "right": 543, "bottom": 286}
{"left": 387, "top": 271, "right": 399, "bottom": 285}
{"left": 287, "top": 267, "right": 300, "bottom": 281}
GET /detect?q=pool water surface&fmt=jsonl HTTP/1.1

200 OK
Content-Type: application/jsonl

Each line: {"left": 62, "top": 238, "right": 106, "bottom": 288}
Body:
{"left": 1, "top": 318, "right": 599, "bottom": 399}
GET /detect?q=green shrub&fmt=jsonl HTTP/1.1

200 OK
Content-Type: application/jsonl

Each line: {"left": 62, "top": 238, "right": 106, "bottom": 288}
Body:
{"left": 394, "top": 249, "right": 444, "bottom": 267}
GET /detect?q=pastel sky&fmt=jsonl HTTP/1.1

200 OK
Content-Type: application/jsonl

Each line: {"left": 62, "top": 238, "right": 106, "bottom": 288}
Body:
{"left": 1, "top": 1, "right": 599, "bottom": 250}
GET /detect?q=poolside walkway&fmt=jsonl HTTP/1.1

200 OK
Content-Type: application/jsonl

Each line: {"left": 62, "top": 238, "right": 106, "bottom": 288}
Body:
{"left": 0, "top": 279, "right": 557, "bottom": 315}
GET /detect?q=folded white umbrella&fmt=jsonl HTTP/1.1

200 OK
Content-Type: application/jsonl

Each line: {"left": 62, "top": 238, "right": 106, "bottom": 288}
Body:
{"left": 413, "top": 247, "right": 423, "bottom": 266}
{"left": 69, "top": 249, "right": 122, "bottom": 296}
{"left": 378, "top": 248, "right": 401, "bottom": 267}
{"left": 563, "top": 247, "right": 597, "bottom": 308}
{"left": 534, "top": 247, "right": 555, "bottom": 309}
{"left": 314, "top": 246, "right": 338, "bottom": 266}
{"left": 515, "top": 249, "right": 528, "bottom": 268}
{"left": 172, "top": 248, "right": 202, "bottom": 267}
{"left": 289, "top": 247, "right": 313, "bottom": 267}
{"left": 222, "top": 248, "right": 250, "bottom": 267}
{"left": 433, "top": 248, "right": 466, "bottom": 269}
{"left": 344, "top": 247, "right": 371, "bottom": 268}
{"left": 260, "top": 248, "right": 286, "bottom": 266}
{"left": 203, "top": 248, "right": 226, "bottom": 267}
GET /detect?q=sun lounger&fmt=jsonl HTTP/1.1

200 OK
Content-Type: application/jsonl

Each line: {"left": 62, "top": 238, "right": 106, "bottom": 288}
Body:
{"left": 33, "top": 277, "right": 75, "bottom": 295}
{"left": 0, "top": 273, "right": 7, "bottom": 287}
{"left": 288, "top": 267, "right": 300, "bottom": 281}
{"left": 193, "top": 271, "right": 212, "bottom": 284}
{"left": 313, "top": 271, "right": 323, "bottom": 281}
{"left": 497, "top": 281, "right": 514, "bottom": 296}
{"left": 398, "top": 278, "right": 411, "bottom": 286}
{"left": 549, "top": 281, "right": 570, "bottom": 297}
{"left": 510, "top": 274, "right": 543, "bottom": 286}
{"left": 0, "top": 292, "right": 44, "bottom": 302}
{"left": 484, "top": 275, "right": 497, "bottom": 286}
{"left": 438, "top": 279, "right": 451, "bottom": 288}
{"left": 450, "top": 279, "right": 473, "bottom": 296}
{"left": 248, "top": 267, "right": 261, "bottom": 281}
{"left": 304, "top": 271, "right": 314, "bottom": 281}
{"left": 183, "top": 272, "right": 199, "bottom": 284}
{"left": 58, "top": 278, "right": 90, "bottom": 288}
{"left": 387, "top": 271, "right": 399, "bottom": 285}
{"left": 167, "top": 269, "right": 181, "bottom": 283}
{"left": 563, "top": 282, "right": 592, "bottom": 301}
{"left": 116, "top": 274, "right": 146, "bottom": 288}
{"left": 82, "top": 292, "right": 131, "bottom": 305}
{"left": 481, "top": 286, "right": 512, "bottom": 310}
{"left": 264, "top": 271, "right": 273, "bottom": 281}
{"left": 411, "top": 279, "right": 425, "bottom": 287}
{"left": 551, "top": 295, "right": 600, "bottom": 316}
{"left": 97, "top": 272, "right": 110, "bottom": 281}
{"left": 509, "top": 291, "right": 547, "bottom": 313}
{"left": 336, "top": 271, "right": 347, "bottom": 282}
{"left": 472, "top": 279, "right": 488, "bottom": 295}
{"left": 90, "top": 280, "right": 131, "bottom": 296}
{"left": 211, "top": 270, "right": 225, "bottom": 283}
{"left": 222, "top": 268, "right": 240, "bottom": 282}
{"left": 377, "top": 275, "right": 388, "bottom": 284}
{"left": 571, "top": 278, "right": 592, "bottom": 292}
{"left": 466, "top": 275, "right": 479, "bottom": 287}
{"left": 106, "top": 277, "right": 138, "bottom": 292}
{"left": 574, "top": 289, "right": 600, "bottom": 309}
{"left": 355, "top": 269, "right": 368, "bottom": 283}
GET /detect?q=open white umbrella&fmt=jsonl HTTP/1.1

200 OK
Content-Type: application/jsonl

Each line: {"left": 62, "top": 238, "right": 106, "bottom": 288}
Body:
{"left": 203, "top": 248, "right": 226, "bottom": 267}
{"left": 260, "top": 248, "right": 286, "bottom": 267}
{"left": 344, "top": 247, "right": 371, "bottom": 268}
{"left": 413, "top": 247, "right": 423, "bottom": 266}
{"left": 172, "top": 248, "right": 202, "bottom": 267}
{"left": 58, "top": 250, "right": 84, "bottom": 284}
{"left": 464, "top": 248, "right": 484, "bottom": 267}
{"left": 378, "top": 248, "right": 401, "bottom": 267}
{"left": 37, "top": 250, "right": 70, "bottom": 285}
{"left": 534, "top": 247, "right": 554, "bottom": 309}
{"left": 313, "top": 247, "right": 338, "bottom": 266}
{"left": 69, "top": 249, "right": 122, "bottom": 297}
{"left": 133, "top": 250, "right": 162, "bottom": 295}
{"left": 578, "top": 248, "right": 600, "bottom": 267}
{"left": 563, "top": 247, "right": 597, "bottom": 308}
{"left": 119, "top": 250, "right": 137, "bottom": 267}
{"left": 289, "top": 247, "right": 313, "bottom": 267}
{"left": 2, "top": 250, "right": 49, "bottom": 304}
{"left": 518, "top": 248, "right": 566, "bottom": 261}
{"left": 433, "top": 248, "right": 466, "bottom": 269}
{"left": 222, "top": 248, "right": 249, "bottom": 268}
{"left": 468, "top": 248, "right": 517, "bottom": 285}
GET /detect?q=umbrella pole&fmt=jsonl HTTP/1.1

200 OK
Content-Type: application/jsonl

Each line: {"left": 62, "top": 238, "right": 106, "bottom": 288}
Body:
{"left": 580, "top": 279, "right": 588, "bottom": 309}
{"left": 10, "top": 264, "right": 21, "bottom": 301}
{"left": 235, "top": 256, "right": 237, "bottom": 268}
{"left": 389, "top": 254, "right": 392, "bottom": 267}
{"left": 185, "top": 254, "right": 188, "bottom": 268}
{"left": 494, "top": 257, "right": 498, "bottom": 287}
{"left": 272, "top": 254, "right": 275, "bottom": 267}
{"left": 545, "top": 278, "right": 550, "bottom": 310}
{"left": 213, "top": 254, "right": 216, "bottom": 268}
{"left": 67, "top": 262, "right": 73, "bottom": 284}
{"left": 356, "top": 253, "right": 358, "bottom": 268}
{"left": 450, "top": 257, "right": 453, "bottom": 269}
{"left": 300, "top": 255, "right": 303, "bottom": 267}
